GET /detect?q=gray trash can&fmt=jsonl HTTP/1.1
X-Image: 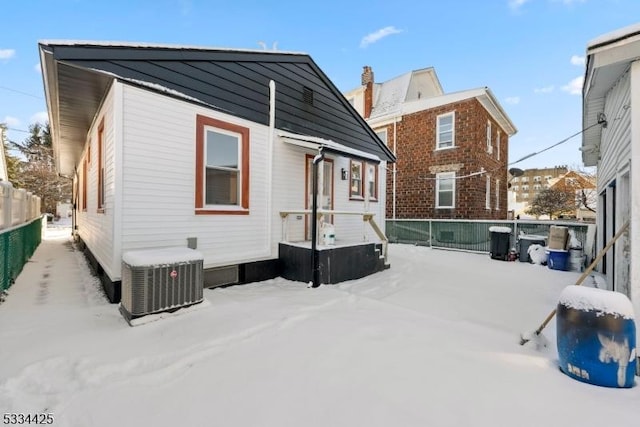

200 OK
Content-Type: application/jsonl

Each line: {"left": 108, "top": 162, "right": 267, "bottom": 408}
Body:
{"left": 518, "top": 235, "right": 547, "bottom": 263}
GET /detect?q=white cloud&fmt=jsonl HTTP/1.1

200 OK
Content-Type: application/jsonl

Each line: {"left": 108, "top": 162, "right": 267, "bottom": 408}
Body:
{"left": 534, "top": 85, "right": 555, "bottom": 94}
{"left": 561, "top": 75, "right": 584, "bottom": 95}
{"left": 34, "top": 63, "right": 41, "bottom": 73}
{"left": 2, "top": 116, "right": 21, "bottom": 127}
{"left": 505, "top": 96, "right": 520, "bottom": 105}
{"left": 30, "top": 111, "right": 49, "bottom": 124}
{"left": 360, "top": 26, "right": 403, "bottom": 48}
{"left": 508, "top": 0, "right": 530, "bottom": 11}
{"left": 0, "top": 49, "right": 16, "bottom": 60}
{"left": 570, "top": 55, "right": 585, "bottom": 66}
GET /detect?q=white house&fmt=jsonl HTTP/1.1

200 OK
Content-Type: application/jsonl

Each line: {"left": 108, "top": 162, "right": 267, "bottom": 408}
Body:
{"left": 582, "top": 23, "right": 640, "bottom": 339}
{"left": 39, "top": 41, "right": 395, "bottom": 302}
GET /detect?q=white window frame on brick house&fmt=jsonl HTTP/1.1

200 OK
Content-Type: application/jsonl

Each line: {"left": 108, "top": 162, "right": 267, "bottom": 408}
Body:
{"left": 486, "top": 175, "right": 491, "bottom": 209}
{"left": 495, "top": 179, "right": 500, "bottom": 210}
{"left": 436, "top": 112, "right": 455, "bottom": 150}
{"left": 436, "top": 172, "right": 455, "bottom": 208}
{"left": 376, "top": 129, "right": 387, "bottom": 147}
{"left": 523, "top": 193, "right": 529, "bottom": 199}
{"left": 496, "top": 130, "right": 501, "bottom": 160}
{"left": 486, "top": 121, "right": 493, "bottom": 154}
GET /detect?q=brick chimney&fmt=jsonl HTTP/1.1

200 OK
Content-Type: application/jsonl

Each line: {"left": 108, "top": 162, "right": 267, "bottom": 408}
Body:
{"left": 361, "top": 66, "right": 374, "bottom": 119}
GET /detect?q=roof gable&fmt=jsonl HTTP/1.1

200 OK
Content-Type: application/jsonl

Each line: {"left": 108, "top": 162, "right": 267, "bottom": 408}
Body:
{"left": 40, "top": 41, "right": 395, "bottom": 175}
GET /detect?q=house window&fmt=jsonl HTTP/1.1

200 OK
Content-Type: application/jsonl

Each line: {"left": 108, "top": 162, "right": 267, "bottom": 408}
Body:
{"left": 486, "top": 121, "right": 493, "bottom": 153}
{"left": 534, "top": 184, "right": 541, "bottom": 190}
{"left": 511, "top": 177, "right": 519, "bottom": 183}
{"left": 496, "top": 131, "right": 501, "bottom": 160}
{"left": 486, "top": 175, "right": 491, "bottom": 209}
{"left": 522, "top": 185, "right": 529, "bottom": 191}
{"left": 523, "top": 193, "right": 529, "bottom": 199}
{"left": 195, "top": 115, "right": 250, "bottom": 215}
{"left": 512, "top": 185, "right": 519, "bottom": 191}
{"left": 97, "top": 119, "right": 105, "bottom": 213}
{"left": 82, "top": 158, "right": 87, "bottom": 211}
{"left": 495, "top": 179, "right": 500, "bottom": 210}
{"left": 436, "top": 172, "right": 455, "bottom": 208}
{"left": 366, "top": 163, "right": 378, "bottom": 201}
{"left": 376, "top": 129, "right": 387, "bottom": 146}
{"left": 534, "top": 176, "right": 541, "bottom": 182}
{"left": 350, "top": 160, "right": 363, "bottom": 198}
{"left": 436, "top": 112, "right": 455, "bottom": 150}
{"left": 521, "top": 176, "right": 528, "bottom": 182}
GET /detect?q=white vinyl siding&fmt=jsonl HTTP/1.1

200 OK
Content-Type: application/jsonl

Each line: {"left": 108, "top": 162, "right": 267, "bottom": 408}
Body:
{"left": 436, "top": 112, "right": 455, "bottom": 150}
{"left": 436, "top": 172, "right": 455, "bottom": 208}
{"left": 74, "top": 84, "right": 116, "bottom": 280}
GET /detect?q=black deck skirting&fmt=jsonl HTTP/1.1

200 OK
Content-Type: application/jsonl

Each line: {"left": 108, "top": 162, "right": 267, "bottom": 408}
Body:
{"left": 279, "top": 242, "right": 387, "bottom": 284}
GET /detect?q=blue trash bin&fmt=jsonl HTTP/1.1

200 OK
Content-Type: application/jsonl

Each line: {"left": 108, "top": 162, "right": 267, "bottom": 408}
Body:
{"left": 546, "top": 248, "right": 569, "bottom": 271}
{"left": 557, "top": 286, "right": 637, "bottom": 388}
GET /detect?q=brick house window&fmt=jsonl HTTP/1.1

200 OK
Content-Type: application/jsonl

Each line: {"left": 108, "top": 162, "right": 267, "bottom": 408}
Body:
{"left": 436, "top": 172, "right": 455, "bottom": 208}
{"left": 195, "top": 114, "right": 250, "bottom": 215}
{"left": 486, "top": 121, "right": 493, "bottom": 154}
{"left": 495, "top": 179, "right": 500, "bottom": 210}
{"left": 486, "top": 175, "right": 491, "bottom": 209}
{"left": 436, "top": 112, "right": 455, "bottom": 150}
{"left": 512, "top": 185, "right": 519, "bottom": 191}
{"left": 496, "top": 130, "right": 501, "bottom": 160}
{"left": 376, "top": 129, "right": 387, "bottom": 146}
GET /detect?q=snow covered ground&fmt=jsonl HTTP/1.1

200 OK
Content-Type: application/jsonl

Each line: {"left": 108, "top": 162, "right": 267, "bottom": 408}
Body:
{"left": 0, "top": 221, "right": 638, "bottom": 427}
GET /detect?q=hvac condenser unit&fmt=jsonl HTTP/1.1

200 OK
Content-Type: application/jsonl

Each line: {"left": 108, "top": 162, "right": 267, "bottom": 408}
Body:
{"left": 120, "top": 247, "right": 204, "bottom": 323}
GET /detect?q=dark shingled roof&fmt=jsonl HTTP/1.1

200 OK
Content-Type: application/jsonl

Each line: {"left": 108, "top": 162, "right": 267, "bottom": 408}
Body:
{"left": 40, "top": 41, "right": 395, "bottom": 175}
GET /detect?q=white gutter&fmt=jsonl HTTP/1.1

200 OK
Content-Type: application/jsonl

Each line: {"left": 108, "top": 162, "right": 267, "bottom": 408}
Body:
{"left": 268, "top": 80, "right": 276, "bottom": 255}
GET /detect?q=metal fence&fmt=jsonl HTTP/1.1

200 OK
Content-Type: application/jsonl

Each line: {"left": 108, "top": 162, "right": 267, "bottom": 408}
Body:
{"left": 386, "top": 219, "right": 590, "bottom": 253}
{"left": 0, "top": 217, "right": 43, "bottom": 292}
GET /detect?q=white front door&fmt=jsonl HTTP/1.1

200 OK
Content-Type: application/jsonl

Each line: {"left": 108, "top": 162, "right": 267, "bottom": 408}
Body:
{"left": 305, "top": 155, "right": 333, "bottom": 240}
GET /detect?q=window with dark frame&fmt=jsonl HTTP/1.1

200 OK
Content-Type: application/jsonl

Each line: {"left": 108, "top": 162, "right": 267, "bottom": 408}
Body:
{"left": 195, "top": 115, "right": 250, "bottom": 215}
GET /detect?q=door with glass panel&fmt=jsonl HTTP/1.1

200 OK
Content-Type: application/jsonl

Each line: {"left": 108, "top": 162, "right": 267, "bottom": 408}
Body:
{"left": 305, "top": 155, "right": 333, "bottom": 240}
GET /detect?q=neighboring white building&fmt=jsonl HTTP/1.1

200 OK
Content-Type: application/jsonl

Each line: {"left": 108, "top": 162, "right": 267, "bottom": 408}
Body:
{"left": 0, "top": 126, "right": 8, "bottom": 183}
{"left": 582, "top": 23, "right": 640, "bottom": 343}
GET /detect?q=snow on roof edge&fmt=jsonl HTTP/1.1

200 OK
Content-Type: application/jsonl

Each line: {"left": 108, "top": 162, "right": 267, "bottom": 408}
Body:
{"left": 38, "top": 39, "right": 307, "bottom": 55}
{"left": 587, "top": 22, "right": 640, "bottom": 50}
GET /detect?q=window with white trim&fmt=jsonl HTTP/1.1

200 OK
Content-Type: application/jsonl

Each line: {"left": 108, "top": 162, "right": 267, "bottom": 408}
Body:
{"left": 486, "top": 175, "right": 491, "bottom": 209}
{"left": 495, "top": 179, "right": 500, "bottom": 210}
{"left": 436, "top": 112, "right": 455, "bottom": 150}
{"left": 195, "top": 115, "right": 250, "bottom": 214}
{"left": 376, "top": 129, "right": 387, "bottom": 146}
{"left": 496, "top": 130, "right": 501, "bottom": 160}
{"left": 436, "top": 172, "right": 455, "bottom": 208}
{"left": 486, "top": 121, "right": 493, "bottom": 154}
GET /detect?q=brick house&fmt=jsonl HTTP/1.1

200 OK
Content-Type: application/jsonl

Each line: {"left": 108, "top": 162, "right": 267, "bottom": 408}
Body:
{"left": 344, "top": 66, "right": 517, "bottom": 219}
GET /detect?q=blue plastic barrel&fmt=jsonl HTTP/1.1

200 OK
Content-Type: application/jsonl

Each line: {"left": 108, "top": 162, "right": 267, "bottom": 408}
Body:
{"left": 557, "top": 286, "right": 637, "bottom": 388}
{"left": 546, "top": 249, "right": 569, "bottom": 271}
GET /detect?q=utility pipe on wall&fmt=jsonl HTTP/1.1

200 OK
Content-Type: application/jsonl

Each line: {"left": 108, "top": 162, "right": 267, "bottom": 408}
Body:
{"left": 310, "top": 149, "right": 325, "bottom": 288}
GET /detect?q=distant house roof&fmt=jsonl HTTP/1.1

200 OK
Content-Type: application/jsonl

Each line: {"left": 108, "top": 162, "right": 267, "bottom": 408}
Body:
{"left": 39, "top": 40, "right": 395, "bottom": 176}
{"left": 583, "top": 24, "right": 640, "bottom": 166}
{"left": 358, "top": 68, "right": 516, "bottom": 136}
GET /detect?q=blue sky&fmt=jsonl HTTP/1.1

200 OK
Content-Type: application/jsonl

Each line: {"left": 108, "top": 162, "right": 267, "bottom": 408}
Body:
{"left": 1, "top": 0, "right": 639, "bottom": 169}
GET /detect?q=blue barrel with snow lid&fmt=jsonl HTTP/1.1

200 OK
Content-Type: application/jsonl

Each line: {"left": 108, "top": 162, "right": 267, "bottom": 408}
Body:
{"left": 557, "top": 286, "right": 637, "bottom": 388}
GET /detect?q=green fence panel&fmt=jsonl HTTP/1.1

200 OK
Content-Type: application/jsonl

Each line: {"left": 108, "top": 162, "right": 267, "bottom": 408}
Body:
{"left": 0, "top": 217, "right": 43, "bottom": 292}
{"left": 386, "top": 219, "right": 589, "bottom": 254}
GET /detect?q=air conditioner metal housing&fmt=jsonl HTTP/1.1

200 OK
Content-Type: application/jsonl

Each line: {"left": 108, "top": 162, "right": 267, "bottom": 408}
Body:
{"left": 120, "top": 247, "right": 204, "bottom": 323}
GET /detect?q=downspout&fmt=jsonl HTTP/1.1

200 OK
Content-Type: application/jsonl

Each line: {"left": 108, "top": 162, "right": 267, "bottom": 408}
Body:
{"left": 311, "top": 149, "right": 325, "bottom": 288}
{"left": 267, "top": 80, "right": 275, "bottom": 254}
{"left": 392, "top": 116, "right": 398, "bottom": 219}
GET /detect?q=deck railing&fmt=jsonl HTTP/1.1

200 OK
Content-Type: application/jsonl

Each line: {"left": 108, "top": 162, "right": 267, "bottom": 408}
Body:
{"left": 279, "top": 210, "right": 389, "bottom": 262}
{"left": 385, "top": 218, "right": 591, "bottom": 254}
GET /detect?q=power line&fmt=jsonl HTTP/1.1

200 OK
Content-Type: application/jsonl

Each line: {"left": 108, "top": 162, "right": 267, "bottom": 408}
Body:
{"left": 508, "top": 121, "right": 604, "bottom": 166}
{"left": 0, "top": 85, "right": 43, "bottom": 99}
{"left": 5, "top": 127, "right": 30, "bottom": 134}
